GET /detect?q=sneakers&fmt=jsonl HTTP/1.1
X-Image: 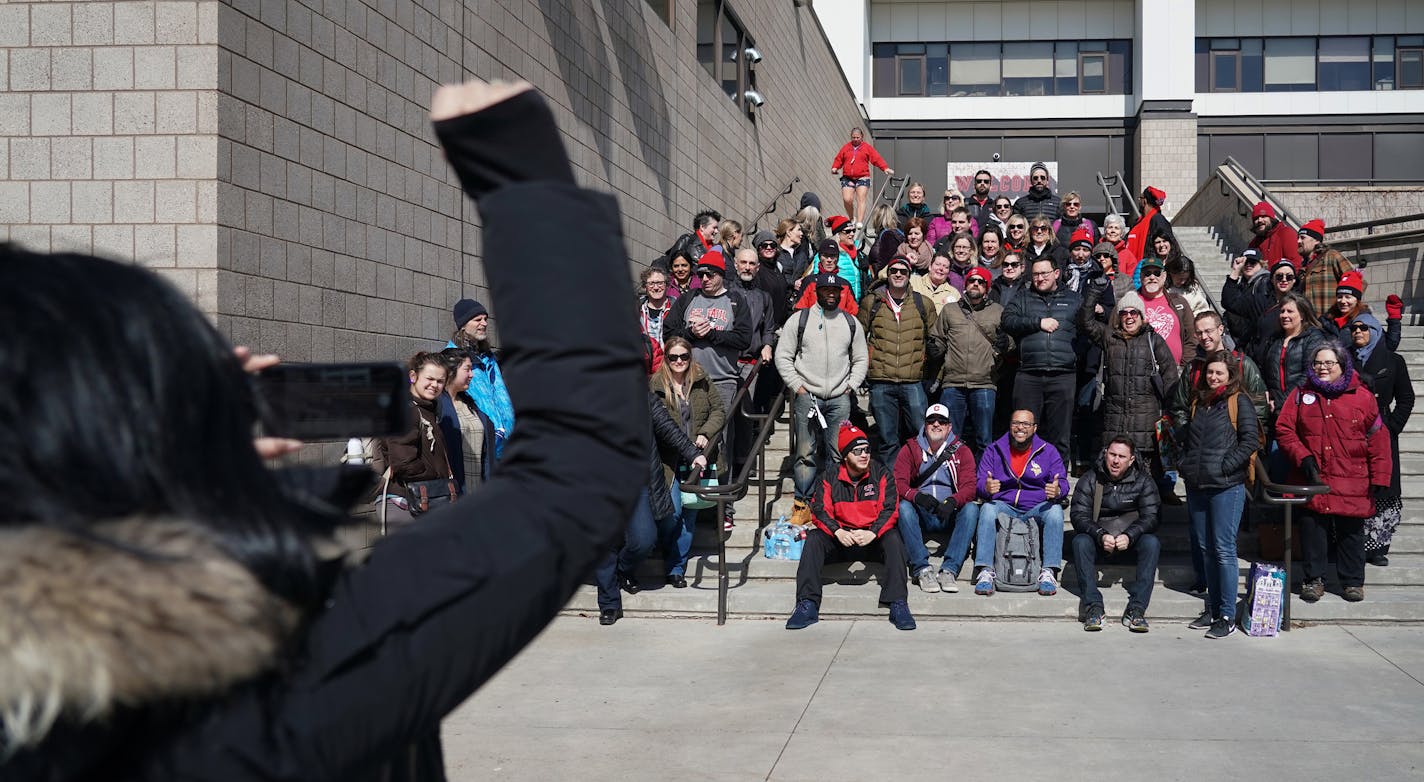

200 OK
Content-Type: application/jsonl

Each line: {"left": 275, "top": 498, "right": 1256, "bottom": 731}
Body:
{"left": 916, "top": 567, "right": 941, "bottom": 594}
{"left": 1205, "top": 617, "right": 1237, "bottom": 639}
{"left": 1343, "top": 585, "right": 1365, "bottom": 602}
{"left": 974, "top": 569, "right": 996, "bottom": 596}
{"left": 1082, "top": 605, "right": 1105, "bottom": 631}
{"left": 723, "top": 506, "right": 736, "bottom": 533}
{"left": 937, "top": 569, "right": 960, "bottom": 593}
{"left": 888, "top": 600, "right": 917, "bottom": 630}
{"left": 1300, "top": 578, "right": 1325, "bottom": 603}
{"left": 1037, "top": 568, "right": 1058, "bottom": 596}
{"left": 786, "top": 599, "right": 820, "bottom": 630}
{"left": 1122, "top": 605, "right": 1149, "bottom": 633}
{"left": 1188, "top": 610, "right": 1214, "bottom": 630}
{"left": 788, "top": 499, "right": 812, "bottom": 528}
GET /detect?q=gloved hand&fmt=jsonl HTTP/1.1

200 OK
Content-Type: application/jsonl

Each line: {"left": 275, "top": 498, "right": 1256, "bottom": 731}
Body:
{"left": 1373, "top": 484, "right": 1392, "bottom": 500}
{"left": 1299, "top": 455, "right": 1322, "bottom": 484}
{"left": 1386, "top": 294, "right": 1404, "bottom": 320}
{"left": 432, "top": 84, "right": 576, "bottom": 202}
{"left": 935, "top": 498, "right": 958, "bottom": 524}
{"left": 913, "top": 492, "right": 940, "bottom": 515}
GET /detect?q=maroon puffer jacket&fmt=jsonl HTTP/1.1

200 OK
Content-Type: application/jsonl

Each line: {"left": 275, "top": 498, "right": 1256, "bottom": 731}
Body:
{"left": 1275, "top": 373, "right": 1392, "bottom": 518}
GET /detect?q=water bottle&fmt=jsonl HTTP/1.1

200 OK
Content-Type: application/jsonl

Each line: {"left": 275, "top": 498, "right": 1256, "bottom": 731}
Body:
{"left": 775, "top": 534, "right": 789, "bottom": 559}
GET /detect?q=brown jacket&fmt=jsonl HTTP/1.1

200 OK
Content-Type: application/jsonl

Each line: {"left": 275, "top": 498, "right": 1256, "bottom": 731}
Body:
{"left": 858, "top": 288, "right": 938, "bottom": 382}
{"left": 383, "top": 395, "right": 453, "bottom": 486}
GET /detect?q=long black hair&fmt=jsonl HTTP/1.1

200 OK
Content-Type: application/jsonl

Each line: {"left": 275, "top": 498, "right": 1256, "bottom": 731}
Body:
{"left": 0, "top": 246, "right": 329, "bottom": 607}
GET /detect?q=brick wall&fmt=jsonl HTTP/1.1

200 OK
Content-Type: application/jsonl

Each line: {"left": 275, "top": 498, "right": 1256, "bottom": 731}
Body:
{"left": 3, "top": 0, "right": 864, "bottom": 364}
{"left": 1134, "top": 116, "right": 1198, "bottom": 220}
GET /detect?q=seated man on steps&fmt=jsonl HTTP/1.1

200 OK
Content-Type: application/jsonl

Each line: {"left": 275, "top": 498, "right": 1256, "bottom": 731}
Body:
{"left": 973, "top": 410, "right": 1068, "bottom": 596}
{"left": 1069, "top": 436, "right": 1162, "bottom": 632}
{"left": 787, "top": 422, "right": 916, "bottom": 631}
{"left": 892, "top": 404, "right": 979, "bottom": 594}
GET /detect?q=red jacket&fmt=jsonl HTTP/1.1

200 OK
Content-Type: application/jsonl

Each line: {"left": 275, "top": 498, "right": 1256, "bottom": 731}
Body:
{"left": 811, "top": 461, "right": 899, "bottom": 537}
{"left": 1248, "top": 220, "right": 1302, "bottom": 266}
{"left": 1274, "top": 374, "right": 1392, "bottom": 518}
{"left": 893, "top": 436, "right": 977, "bottom": 509}
{"left": 793, "top": 283, "right": 859, "bottom": 315}
{"left": 832, "top": 141, "right": 889, "bottom": 180}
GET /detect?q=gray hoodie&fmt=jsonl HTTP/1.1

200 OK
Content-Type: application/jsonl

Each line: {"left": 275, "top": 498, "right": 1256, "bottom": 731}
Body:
{"left": 774, "top": 305, "right": 868, "bottom": 398}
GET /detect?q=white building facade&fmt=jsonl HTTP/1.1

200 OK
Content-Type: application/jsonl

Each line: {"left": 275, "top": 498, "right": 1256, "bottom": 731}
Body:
{"left": 816, "top": 0, "right": 1424, "bottom": 216}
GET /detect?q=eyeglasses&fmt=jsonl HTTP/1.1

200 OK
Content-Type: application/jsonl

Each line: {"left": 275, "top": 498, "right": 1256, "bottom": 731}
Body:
{"left": 926, "top": 417, "right": 950, "bottom": 426}
{"left": 966, "top": 278, "right": 987, "bottom": 286}
{"left": 1031, "top": 270, "right": 1056, "bottom": 278}
{"left": 1031, "top": 225, "right": 1050, "bottom": 232}
{"left": 837, "top": 226, "right": 854, "bottom": 234}
{"left": 696, "top": 270, "right": 718, "bottom": 278}
{"left": 995, "top": 203, "right": 1013, "bottom": 210}
{"left": 945, "top": 195, "right": 962, "bottom": 201}
{"left": 1009, "top": 224, "right": 1026, "bottom": 231}
{"left": 757, "top": 242, "right": 776, "bottom": 249}
{"left": 1349, "top": 324, "right": 1370, "bottom": 332}
{"left": 1031, "top": 175, "right": 1048, "bottom": 182}
{"left": 1003, "top": 261, "right": 1024, "bottom": 269}
{"left": 1274, "top": 273, "right": 1296, "bottom": 282}
{"left": 1312, "top": 360, "right": 1340, "bottom": 368}
{"left": 666, "top": 353, "right": 691, "bottom": 362}
{"left": 646, "top": 280, "right": 666, "bottom": 287}
{"left": 1009, "top": 421, "right": 1036, "bottom": 429}
{"left": 1120, "top": 309, "right": 1142, "bottom": 318}
{"left": 847, "top": 445, "right": 871, "bottom": 456}
{"left": 888, "top": 268, "right": 909, "bottom": 276}
{"left": 1141, "top": 268, "right": 1165, "bottom": 277}
{"left": 975, "top": 177, "right": 992, "bottom": 185}
{"left": 1093, "top": 253, "right": 1113, "bottom": 260}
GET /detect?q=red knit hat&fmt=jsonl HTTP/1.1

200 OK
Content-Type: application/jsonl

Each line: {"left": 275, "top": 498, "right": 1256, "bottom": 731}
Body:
{"left": 697, "top": 249, "right": 726, "bottom": 274}
{"left": 837, "top": 421, "right": 869, "bottom": 456}
{"left": 825, "top": 215, "right": 853, "bottom": 235}
{"left": 965, "top": 266, "right": 992, "bottom": 286}
{"left": 1252, "top": 201, "right": 1276, "bottom": 220}
{"left": 1337, "top": 270, "right": 1365, "bottom": 298}
{"left": 1070, "top": 227, "right": 1094, "bottom": 249}
{"left": 1143, "top": 186, "right": 1166, "bottom": 206}
{"left": 1299, "top": 219, "right": 1326, "bottom": 242}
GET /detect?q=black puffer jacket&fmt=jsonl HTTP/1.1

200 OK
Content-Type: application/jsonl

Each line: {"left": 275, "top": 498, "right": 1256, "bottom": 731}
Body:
{"left": 1013, "top": 188, "right": 1061, "bottom": 221}
{"left": 1358, "top": 345, "right": 1415, "bottom": 495}
{"left": 1069, "top": 456, "right": 1160, "bottom": 542}
{"left": 1081, "top": 302, "right": 1180, "bottom": 456}
{"left": 1002, "top": 283, "right": 1083, "bottom": 373}
{"left": 1260, "top": 328, "right": 1327, "bottom": 412}
{"left": 648, "top": 392, "right": 700, "bottom": 520}
{"left": 1177, "top": 390, "right": 1260, "bottom": 491}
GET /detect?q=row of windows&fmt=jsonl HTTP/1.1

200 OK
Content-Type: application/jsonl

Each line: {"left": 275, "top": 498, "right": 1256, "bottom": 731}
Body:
{"left": 1195, "top": 35, "right": 1424, "bottom": 92}
{"left": 871, "top": 40, "right": 1132, "bottom": 98}
{"left": 696, "top": 0, "right": 757, "bottom": 114}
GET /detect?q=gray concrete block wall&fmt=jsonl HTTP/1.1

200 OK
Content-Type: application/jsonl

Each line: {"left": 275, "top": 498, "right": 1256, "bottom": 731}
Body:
{"left": 5, "top": 0, "right": 863, "bottom": 364}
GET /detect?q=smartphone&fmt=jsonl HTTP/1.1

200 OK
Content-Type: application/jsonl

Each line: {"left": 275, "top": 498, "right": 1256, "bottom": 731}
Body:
{"left": 255, "top": 362, "right": 410, "bottom": 440}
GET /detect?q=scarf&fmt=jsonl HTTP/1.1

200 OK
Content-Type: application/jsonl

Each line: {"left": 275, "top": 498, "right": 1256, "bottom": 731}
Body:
{"left": 1352, "top": 312, "right": 1383, "bottom": 368}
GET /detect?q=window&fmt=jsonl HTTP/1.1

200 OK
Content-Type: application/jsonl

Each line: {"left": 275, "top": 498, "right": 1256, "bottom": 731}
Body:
{"left": 643, "top": 0, "right": 671, "bottom": 26}
{"left": 1198, "top": 35, "right": 1423, "bottom": 92}
{"left": 1264, "top": 38, "right": 1316, "bottom": 91}
{"left": 871, "top": 40, "right": 1130, "bottom": 97}
{"left": 695, "top": 0, "right": 757, "bottom": 112}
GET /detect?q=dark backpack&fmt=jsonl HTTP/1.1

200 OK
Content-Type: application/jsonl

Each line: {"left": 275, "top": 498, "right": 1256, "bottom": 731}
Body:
{"left": 793, "top": 306, "right": 858, "bottom": 359}
{"left": 993, "top": 511, "right": 1042, "bottom": 592}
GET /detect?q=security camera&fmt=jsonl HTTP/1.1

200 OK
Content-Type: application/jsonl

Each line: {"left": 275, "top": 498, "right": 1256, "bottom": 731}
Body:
{"left": 992, "top": 152, "right": 1001, "bottom": 162}
{"left": 744, "top": 90, "right": 765, "bottom": 107}
{"left": 744, "top": 47, "right": 763, "bottom": 64}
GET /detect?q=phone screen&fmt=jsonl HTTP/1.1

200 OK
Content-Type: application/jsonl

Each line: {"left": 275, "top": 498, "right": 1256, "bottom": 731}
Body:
{"left": 255, "top": 363, "right": 410, "bottom": 440}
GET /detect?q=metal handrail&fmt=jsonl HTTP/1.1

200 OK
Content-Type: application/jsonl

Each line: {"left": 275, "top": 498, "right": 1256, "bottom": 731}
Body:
{"left": 1095, "top": 170, "right": 1140, "bottom": 221}
{"left": 749, "top": 176, "right": 801, "bottom": 233}
{"left": 1328, "top": 211, "right": 1424, "bottom": 236}
{"left": 1251, "top": 452, "right": 1331, "bottom": 632}
{"left": 677, "top": 360, "right": 790, "bottom": 624}
{"left": 1221, "top": 156, "right": 1303, "bottom": 231}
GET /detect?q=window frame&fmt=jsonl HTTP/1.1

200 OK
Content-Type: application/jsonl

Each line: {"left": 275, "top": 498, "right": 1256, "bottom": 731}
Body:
{"left": 1078, "top": 52, "right": 1107, "bottom": 94}
{"left": 696, "top": 0, "right": 756, "bottom": 114}
{"left": 1209, "top": 48, "right": 1242, "bottom": 92}
{"left": 1400, "top": 47, "right": 1424, "bottom": 89}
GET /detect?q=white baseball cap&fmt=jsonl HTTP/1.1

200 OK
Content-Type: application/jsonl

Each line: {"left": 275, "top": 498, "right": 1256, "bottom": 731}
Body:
{"left": 925, "top": 404, "right": 951, "bottom": 421}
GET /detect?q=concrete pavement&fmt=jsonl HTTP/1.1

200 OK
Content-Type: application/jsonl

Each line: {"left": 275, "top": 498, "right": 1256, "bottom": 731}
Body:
{"left": 442, "top": 616, "right": 1424, "bottom": 781}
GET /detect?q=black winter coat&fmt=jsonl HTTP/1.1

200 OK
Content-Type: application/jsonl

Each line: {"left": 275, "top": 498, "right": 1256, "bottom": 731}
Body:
{"left": 648, "top": 392, "right": 701, "bottom": 519}
{"left": 1220, "top": 272, "right": 1272, "bottom": 351}
{"left": 1177, "top": 390, "right": 1261, "bottom": 491}
{"left": 1070, "top": 457, "right": 1160, "bottom": 542}
{"left": 1357, "top": 346, "right": 1416, "bottom": 495}
{"left": 1, "top": 115, "right": 648, "bottom": 778}
{"left": 990, "top": 275, "right": 1027, "bottom": 310}
{"left": 1022, "top": 242, "right": 1069, "bottom": 272}
{"left": 1081, "top": 315, "right": 1180, "bottom": 456}
{"left": 1002, "top": 283, "right": 1083, "bottom": 373}
{"left": 1013, "top": 188, "right": 1062, "bottom": 221}
{"left": 1260, "top": 328, "right": 1327, "bottom": 413}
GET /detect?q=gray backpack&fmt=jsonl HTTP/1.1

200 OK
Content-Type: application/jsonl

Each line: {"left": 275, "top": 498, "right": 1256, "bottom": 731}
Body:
{"left": 993, "top": 511, "right": 1042, "bottom": 592}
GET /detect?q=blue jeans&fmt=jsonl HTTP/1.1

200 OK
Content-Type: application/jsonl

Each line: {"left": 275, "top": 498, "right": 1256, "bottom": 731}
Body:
{"left": 594, "top": 488, "right": 659, "bottom": 610}
{"left": 1071, "top": 532, "right": 1161, "bottom": 611}
{"left": 792, "top": 391, "right": 852, "bottom": 500}
{"left": 659, "top": 483, "right": 693, "bottom": 577}
{"left": 940, "top": 386, "right": 996, "bottom": 454}
{"left": 981, "top": 500, "right": 1065, "bottom": 571}
{"left": 1186, "top": 484, "right": 1246, "bottom": 620}
{"left": 869, "top": 381, "right": 927, "bottom": 465}
{"left": 897, "top": 499, "right": 982, "bottom": 575}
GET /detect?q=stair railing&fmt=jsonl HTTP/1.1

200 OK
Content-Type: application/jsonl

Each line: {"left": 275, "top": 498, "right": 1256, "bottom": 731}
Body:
{"left": 1095, "top": 170, "right": 1140, "bottom": 221}
{"left": 748, "top": 176, "right": 801, "bottom": 233}
{"left": 1251, "top": 453, "right": 1331, "bottom": 632}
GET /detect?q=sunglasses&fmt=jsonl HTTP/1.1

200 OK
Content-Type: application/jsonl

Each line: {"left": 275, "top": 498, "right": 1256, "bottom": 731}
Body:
{"left": 1031, "top": 175, "right": 1048, "bottom": 181}
{"left": 1009, "top": 225, "right": 1026, "bottom": 231}
{"left": 666, "top": 352, "right": 691, "bottom": 361}
{"left": 945, "top": 195, "right": 962, "bottom": 201}
{"left": 995, "top": 203, "right": 1012, "bottom": 210}
{"left": 1063, "top": 201, "right": 1080, "bottom": 207}
{"left": 1093, "top": 253, "right": 1113, "bottom": 259}
{"left": 1003, "top": 261, "right": 1024, "bottom": 268}
{"left": 1120, "top": 309, "right": 1142, "bottom": 317}
{"left": 847, "top": 445, "right": 871, "bottom": 456}
{"left": 757, "top": 242, "right": 776, "bottom": 249}
{"left": 888, "top": 268, "right": 909, "bottom": 276}
{"left": 1141, "top": 268, "right": 1165, "bottom": 277}
{"left": 966, "top": 278, "right": 987, "bottom": 286}
{"left": 1274, "top": 273, "right": 1296, "bottom": 282}
{"left": 975, "top": 178, "right": 992, "bottom": 184}
{"left": 926, "top": 417, "right": 950, "bottom": 425}
{"left": 837, "top": 226, "right": 854, "bottom": 234}
{"left": 697, "top": 270, "right": 719, "bottom": 278}
{"left": 1349, "top": 324, "right": 1370, "bottom": 332}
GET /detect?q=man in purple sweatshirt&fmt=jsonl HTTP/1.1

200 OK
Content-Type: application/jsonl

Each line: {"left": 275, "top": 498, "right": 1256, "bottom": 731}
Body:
{"left": 972, "top": 409, "right": 1069, "bottom": 596}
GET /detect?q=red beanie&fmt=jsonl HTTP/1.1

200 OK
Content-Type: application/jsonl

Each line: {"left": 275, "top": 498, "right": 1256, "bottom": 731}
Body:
{"left": 965, "top": 266, "right": 993, "bottom": 287}
{"left": 1143, "top": 186, "right": 1166, "bottom": 206}
{"left": 1336, "top": 270, "right": 1365, "bottom": 298}
{"left": 1252, "top": 201, "right": 1276, "bottom": 220}
{"left": 837, "top": 421, "right": 869, "bottom": 456}
{"left": 1299, "top": 219, "right": 1326, "bottom": 242}
{"left": 697, "top": 249, "right": 726, "bottom": 274}
{"left": 825, "top": 215, "right": 852, "bottom": 234}
{"left": 1070, "top": 227, "right": 1093, "bottom": 249}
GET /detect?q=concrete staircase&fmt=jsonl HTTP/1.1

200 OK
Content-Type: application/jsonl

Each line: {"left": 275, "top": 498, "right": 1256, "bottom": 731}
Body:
{"left": 563, "top": 295, "right": 1422, "bottom": 626}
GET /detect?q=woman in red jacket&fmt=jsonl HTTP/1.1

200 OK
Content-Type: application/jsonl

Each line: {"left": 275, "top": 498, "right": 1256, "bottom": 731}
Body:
{"left": 1275, "top": 343, "right": 1393, "bottom": 603}
{"left": 831, "top": 127, "right": 893, "bottom": 228}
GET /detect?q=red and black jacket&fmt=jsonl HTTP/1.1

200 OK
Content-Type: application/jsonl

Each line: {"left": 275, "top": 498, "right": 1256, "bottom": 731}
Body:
{"left": 811, "top": 461, "right": 899, "bottom": 537}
